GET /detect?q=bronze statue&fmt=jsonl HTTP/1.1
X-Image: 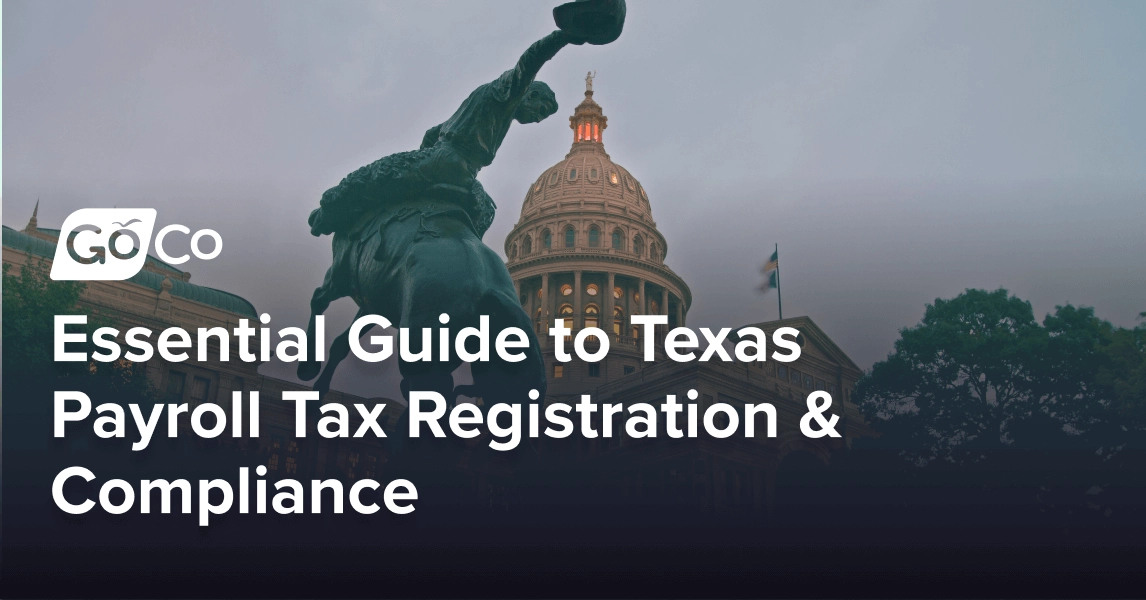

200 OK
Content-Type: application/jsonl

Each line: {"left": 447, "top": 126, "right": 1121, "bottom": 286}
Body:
{"left": 299, "top": 0, "right": 626, "bottom": 407}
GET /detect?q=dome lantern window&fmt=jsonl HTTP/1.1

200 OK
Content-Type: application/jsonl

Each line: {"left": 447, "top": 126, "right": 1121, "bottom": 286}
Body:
{"left": 569, "top": 80, "right": 607, "bottom": 144}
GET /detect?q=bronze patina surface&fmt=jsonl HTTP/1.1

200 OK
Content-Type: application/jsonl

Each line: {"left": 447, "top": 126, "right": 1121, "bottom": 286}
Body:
{"left": 300, "top": 1, "right": 626, "bottom": 406}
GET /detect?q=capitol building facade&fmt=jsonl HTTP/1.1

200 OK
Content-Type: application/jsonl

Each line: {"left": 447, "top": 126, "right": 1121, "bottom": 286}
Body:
{"left": 506, "top": 85, "right": 691, "bottom": 396}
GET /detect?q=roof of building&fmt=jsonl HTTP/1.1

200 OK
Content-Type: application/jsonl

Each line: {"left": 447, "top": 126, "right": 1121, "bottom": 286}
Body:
{"left": 732, "top": 316, "right": 863, "bottom": 374}
{"left": 3, "top": 225, "right": 258, "bottom": 318}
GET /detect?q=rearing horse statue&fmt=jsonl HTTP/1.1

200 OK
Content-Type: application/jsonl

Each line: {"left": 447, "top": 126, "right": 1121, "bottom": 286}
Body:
{"left": 298, "top": 0, "right": 627, "bottom": 408}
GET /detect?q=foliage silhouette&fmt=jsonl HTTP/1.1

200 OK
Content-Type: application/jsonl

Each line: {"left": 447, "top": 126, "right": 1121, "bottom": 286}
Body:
{"left": 4, "top": 258, "right": 149, "bottom": 392}
{"left": 856, "top": 288, "right": 1145, "bottom": 465}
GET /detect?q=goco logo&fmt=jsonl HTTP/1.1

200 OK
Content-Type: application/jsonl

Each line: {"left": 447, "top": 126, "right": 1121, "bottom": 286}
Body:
{"left": 50, "top": 208, "right": 222, "bottom": 281}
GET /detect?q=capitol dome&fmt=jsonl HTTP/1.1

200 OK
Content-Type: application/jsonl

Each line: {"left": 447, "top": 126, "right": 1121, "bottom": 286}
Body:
{"left": 504, "top": 78, "right": 691, "bottom": 395}
{"left": 516, "top": 94, "right": 654, "bottom": 223}
{"left": 508, "top": 86, "right": 667, "bottom": 263}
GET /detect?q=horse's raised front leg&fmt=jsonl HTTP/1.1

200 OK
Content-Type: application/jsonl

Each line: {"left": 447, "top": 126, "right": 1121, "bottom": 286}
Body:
{"left": 298, "top": 271, "right": 342, "bottom": 382}
{"left": 313, "top": 307, "right": 375, "bottom": 398}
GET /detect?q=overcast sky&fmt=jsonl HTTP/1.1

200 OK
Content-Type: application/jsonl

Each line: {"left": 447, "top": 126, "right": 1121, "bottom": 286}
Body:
{"left": 5, "top": 0, "right": 1144, "bottom": 396}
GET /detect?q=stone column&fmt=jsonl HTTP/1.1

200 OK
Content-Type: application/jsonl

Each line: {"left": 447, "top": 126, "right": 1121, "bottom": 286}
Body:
{"left": 752, "top": 468, "right": 765, "bottom": 513}
{"left": 764, "top": 467, "right": 777, "bottom": 521}
{"left": 531, "top": 277, "right": 540, "bottom": 332}
{"left": 514, "top": 279, "right": 521, "bottom": 302}
{"left": 676, "top": 296, "right": 685, "bottom": 328}
{"left": 573, "top": 270, "right": 583, "bottom": 330}
{"left": 629, "top": 281, "right": 635, "bottom": 317}
{"left": 549, "top": 276, "right": 558, "bottom": 326}
{"left": 637, "top": 279, "right": 646, "bottom": 316}
{"left": 714, "top": 464, "right": 727, "bottom": 515}
{"left": 527, "top": 278, "right": 535, "bottom": 315}
{"left": 604, "top": 272, "right": 616, "bottom": 336}
{"left": 540, "top": 273, "right": 550, "bottom": 342}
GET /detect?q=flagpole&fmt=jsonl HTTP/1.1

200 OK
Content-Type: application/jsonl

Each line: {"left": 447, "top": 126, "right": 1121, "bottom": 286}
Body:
{"left": 775, "top": 243, "right": 783, "bottom": 320}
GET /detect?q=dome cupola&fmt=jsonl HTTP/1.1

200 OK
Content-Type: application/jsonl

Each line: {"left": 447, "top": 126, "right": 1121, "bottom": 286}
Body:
{"left": 570, "top": 71, "right": 607, "bottom": 144}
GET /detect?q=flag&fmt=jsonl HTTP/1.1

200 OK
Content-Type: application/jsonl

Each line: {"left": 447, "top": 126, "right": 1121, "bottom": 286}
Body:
{"left": 757, "top": 269, "right": 778, "bottom": 293}
{"left": 758, "top": 248, "right": 779, "bottom": 293}
{"left": 763, "top": 248, "right": 778, "bottom": 273}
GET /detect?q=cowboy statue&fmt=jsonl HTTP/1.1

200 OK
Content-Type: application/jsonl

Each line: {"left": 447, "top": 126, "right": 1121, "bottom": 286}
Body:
{"left": 299, "top": 0, "right": 627, "bottom": 410}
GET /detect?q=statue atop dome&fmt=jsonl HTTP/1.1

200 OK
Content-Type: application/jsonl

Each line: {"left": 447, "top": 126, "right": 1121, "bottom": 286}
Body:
{"left": 297, "top": 1, "right": 627, "bottom": 410}
{"left": 585, "top": 70, "right": 596, "bottom": 92}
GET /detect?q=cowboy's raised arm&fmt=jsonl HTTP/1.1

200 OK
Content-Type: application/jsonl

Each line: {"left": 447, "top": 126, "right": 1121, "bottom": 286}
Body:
{"left": 497, "top": 30, "right": 579, "bottom": 101}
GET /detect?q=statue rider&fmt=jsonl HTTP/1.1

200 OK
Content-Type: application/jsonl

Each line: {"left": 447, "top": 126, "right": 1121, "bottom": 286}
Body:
{"left": 298, "top": 1, "right": 626, "bottom": 410}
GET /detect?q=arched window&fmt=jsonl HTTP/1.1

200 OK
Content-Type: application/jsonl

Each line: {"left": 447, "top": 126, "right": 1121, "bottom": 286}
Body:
{"left": 650, "top": 300, "right": 659, "bottom": 315}
{"left": 568, "top": 168, "right": 578, "bottom": 181}
{"left": 584, "top": 303, "right": 600, "bottom": 329}
{"left": 522, "top": 236, "right": 532, "bottom": 255}
{"left": 611, "top": 230, "right": 623, "bottom": 250}
{"left": 633, "top": 236, "right": 644, "bottom": 257}
{"left": 650, "top": 242, "right": 660, "bottom": 261}
{"left": 508, "top": 243, "right": 517, "bottom": 259}
{"left": 558, "top": 304, "right": 574, "bottom": 336}
{"left": 542, "top": 230, "right": 552, "bottom": 249}
{"left": 613, "top": 307, "right": 624, "bottom": 335}
{"left": 589, "top": 226, "right": 600, "bottom": 247}
{"left": 565, "top": 227, "right": 575, "bottom": 248}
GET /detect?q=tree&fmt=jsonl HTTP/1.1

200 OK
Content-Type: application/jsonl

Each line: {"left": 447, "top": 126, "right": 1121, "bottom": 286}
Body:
{"left": 1098, "top": 312, "right": 1146, "bottom": 424}
{"left": 3, "top": 258, "right": 145, "bottom": 390}
{"left": 3, "top": 259, "right": 88, "bottom": 375}
{"left": 855, "top": 288, "right": 1143, "bottom": 464}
